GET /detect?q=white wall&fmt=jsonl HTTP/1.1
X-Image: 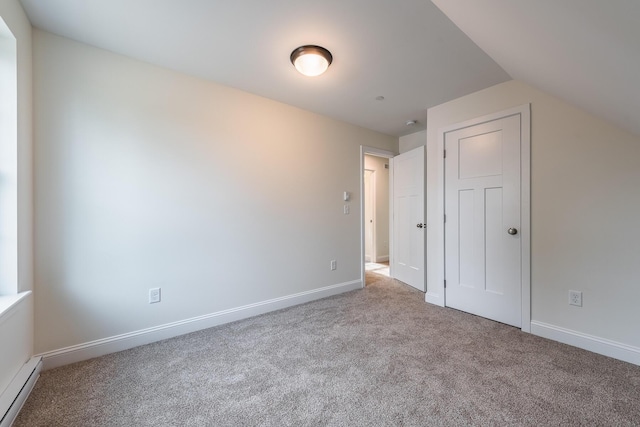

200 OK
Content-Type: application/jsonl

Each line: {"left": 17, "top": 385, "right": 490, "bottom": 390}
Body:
{"left": 399, "top": 130, "right": 426, "bottom": 154}
{"left": 363, "top": 155, "right": 390, "bottom": 262}
{"left": 33, "top": 30, "right": 397, "bottom": 356}
{"left": 0, "top": 0, "right": 33, "bottom": 403}
{"left": 426, "top": 80, "right": 640, "bottom": 357}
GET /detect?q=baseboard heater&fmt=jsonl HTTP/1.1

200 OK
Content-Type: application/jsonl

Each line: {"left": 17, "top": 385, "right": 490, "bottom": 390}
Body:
{"left": 0, "top": 357, "right": 42, "bottom": 427}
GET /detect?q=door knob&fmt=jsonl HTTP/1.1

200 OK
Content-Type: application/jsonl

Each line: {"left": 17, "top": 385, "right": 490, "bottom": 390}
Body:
{"left": 507, "top": 227, "right": 518, "bottom": 235}
{"left": 416, "top": 223, "right": 424, "bottom": 228}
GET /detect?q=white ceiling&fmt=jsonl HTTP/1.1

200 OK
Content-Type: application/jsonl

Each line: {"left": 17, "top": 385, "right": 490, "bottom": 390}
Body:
{"left": 18, "top": 0, "right": 511, "bottom": 137}
{"left": 18, "top": 1, "right": 639, "bottom": 138}
{"left": 432, "top": 0, "right": 640, "bottom": 138}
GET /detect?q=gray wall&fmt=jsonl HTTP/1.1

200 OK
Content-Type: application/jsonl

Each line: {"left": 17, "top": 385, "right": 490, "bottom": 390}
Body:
{"left": 399, "top": 130, "right": 426, "bottom": 154}
{"left": 426, "top": 80, "right": 640, "bottom": 356}
{"left": 32, "top": 30, "right": 397, "bottom": 355}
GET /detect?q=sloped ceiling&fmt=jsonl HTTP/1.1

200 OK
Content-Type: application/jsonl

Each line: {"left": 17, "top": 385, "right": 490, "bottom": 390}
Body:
{"left": 19, "top": 1, "right": 636, "bottom": 138}
{"left": 432, "top": 0, "right": 640, "bottom": 137}
{"left": 18, "top": 0, "right": 511, "bottom": 137}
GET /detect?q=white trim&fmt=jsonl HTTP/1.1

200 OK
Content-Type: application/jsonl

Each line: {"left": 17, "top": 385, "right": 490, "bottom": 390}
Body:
{"left": 375, "top": 255, "right": 389, "bottom": 263}
{"left": 38, "top": 280, "right": 362, "bottom": 370}
{"left": 531, "top": 321, "right": 640, "bottom": 366}
{"left": 0, "top": 291, "right": 30, "bottom": 325}
{"left": 360, "top": 146, "right": 395, "bottom": 287}
{"left": 388, "top": 157, "right": 394, "bottom": 279}
{"left": 433, "top": 123, "right": 446, "bottom": 307}
{"left": 361, "top": 146, "right": 396, "bottom": 158}
{"left": 0, "top": 357, "right": 41, "bottom": 427}
{"left": 425, "top": 292, "right": 441, "bottom": 306}
{"left": 519, "top": 106, "right": 531, "bottom": 333}
{"left": 436, "top": 105, "right": 531, "bottom": 331}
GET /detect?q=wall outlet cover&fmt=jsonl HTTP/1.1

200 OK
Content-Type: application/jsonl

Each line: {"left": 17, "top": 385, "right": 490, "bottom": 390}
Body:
{"left": 568, "top": 290, "right": 582, "bottom": 307}
{"left": 149, "top": 288, "right": 161, "bottom": 304}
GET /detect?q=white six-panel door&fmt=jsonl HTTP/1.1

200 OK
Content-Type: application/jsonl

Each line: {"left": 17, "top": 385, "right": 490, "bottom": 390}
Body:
{"left": 393, "top": 146, "right": 425, "bottom": 291}
{"left": 445, "top": 114, "right": 522, "bottom": 327}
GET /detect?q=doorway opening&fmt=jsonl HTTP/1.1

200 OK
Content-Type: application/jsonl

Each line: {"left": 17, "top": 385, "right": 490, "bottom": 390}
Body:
{"left": 360, "top": 147, "right": 394, "bottom": 286}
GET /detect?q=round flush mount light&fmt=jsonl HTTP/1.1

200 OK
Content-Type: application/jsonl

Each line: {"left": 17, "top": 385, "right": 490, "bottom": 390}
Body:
{"left": 405, "top": 120, "right": 417, "bottom": 126}
{"left": 290, "top": 45, "right": 333, "bottom": 77}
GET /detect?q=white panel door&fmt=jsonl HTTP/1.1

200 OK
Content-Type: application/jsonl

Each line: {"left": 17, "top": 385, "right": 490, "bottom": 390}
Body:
{"left": 364, "top": 169, "right": 375, "bottom": 263}
{"left": 445, "top": 115, "right": 521, "bottom": 327}
{"left": 393, "top": 146, "right": 425, "bottom": 291}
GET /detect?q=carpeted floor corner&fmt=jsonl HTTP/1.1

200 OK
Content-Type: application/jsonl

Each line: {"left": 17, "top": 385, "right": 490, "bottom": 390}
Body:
{"left": 14, "top": 272, "right": 640, "bottom": 426}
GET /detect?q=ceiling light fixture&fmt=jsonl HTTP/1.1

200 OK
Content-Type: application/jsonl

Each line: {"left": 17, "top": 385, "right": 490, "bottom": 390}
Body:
{"left": 406, "top": 120, "right": 417, "bottom": 126}
{"left": 290, "top": 45, "right": 333, "bottom": 77}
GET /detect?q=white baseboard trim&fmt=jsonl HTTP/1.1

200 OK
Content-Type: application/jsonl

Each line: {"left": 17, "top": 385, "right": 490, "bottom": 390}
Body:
{"left": 38, "top": 280, "right": 362, "bottom": 370}
{"left": 0, "top": 357, "right": 41, "bottom": 427}
{"left": 375, "top": 255, "right": 389, "bottom": 263}
{"left": 531, "top": 320, "right": 640, "bottom": 366}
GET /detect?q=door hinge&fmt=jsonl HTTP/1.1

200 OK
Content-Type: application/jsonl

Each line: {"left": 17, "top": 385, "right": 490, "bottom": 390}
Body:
{"left": 444, "top": 214, "right": 446, "bottom": 223}
{"left": 444, "top": 279, "right": 447, "bottom": 288}
{"left": 443, "top": 149, "right": 446, "bottom": 158}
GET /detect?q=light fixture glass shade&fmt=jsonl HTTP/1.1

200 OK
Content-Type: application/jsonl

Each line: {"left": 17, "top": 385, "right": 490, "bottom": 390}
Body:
{"left": 294, "top": 53, "right": 329, "bottom": 76}
{"left": 290, "top": 45, "right": 333, "bottom": 77}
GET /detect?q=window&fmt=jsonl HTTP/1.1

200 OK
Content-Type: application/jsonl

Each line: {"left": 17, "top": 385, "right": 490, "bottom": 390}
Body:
{"left": 0, "top": 17, "right": 18, "bottom": 296}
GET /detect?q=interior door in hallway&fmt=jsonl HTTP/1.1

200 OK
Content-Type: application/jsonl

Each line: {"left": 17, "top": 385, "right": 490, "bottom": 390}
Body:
{"left": 364, "top": 169, "right": 375, "bottom": 262}
{"left": 392, "top": 146, "right": 425, "bottom": 291}
{"left": 444, "top": 114, "right": 522, "bottom": 327}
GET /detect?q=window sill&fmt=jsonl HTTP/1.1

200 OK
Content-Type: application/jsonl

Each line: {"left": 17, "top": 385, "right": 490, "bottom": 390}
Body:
{"left": 0, "top": 291, "right": 31, "bottom": 324}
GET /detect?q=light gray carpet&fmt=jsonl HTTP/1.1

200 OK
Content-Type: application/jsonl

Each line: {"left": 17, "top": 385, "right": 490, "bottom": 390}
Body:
{"left": 15, "top": 272, "right": 640, "bottom": 426}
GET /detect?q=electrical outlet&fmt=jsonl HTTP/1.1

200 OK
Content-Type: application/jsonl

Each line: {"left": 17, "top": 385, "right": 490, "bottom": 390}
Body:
{"left": 149, "top": 287, "right": 161, "bottom": 304}
{"left": 568, "top": 290, "right": 582, "bottom": 307}
{"left": 343, "top": 205, "right": 350, "bottom": 215}
{"left": 330, "top": 260, "right": 337, "bottom": 271}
